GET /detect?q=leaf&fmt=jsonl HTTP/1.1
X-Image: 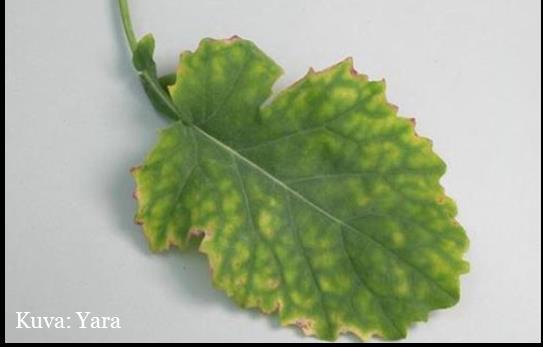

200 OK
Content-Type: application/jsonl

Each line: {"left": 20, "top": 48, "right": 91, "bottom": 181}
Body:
{"left": 132, "top": 34, "right": 179, "bottom": 120}
{"left": 131, "top": 37, "right": 469, "bottom": 341}
{"left": 132, "top": 34, "right": 156, "bottom": 72}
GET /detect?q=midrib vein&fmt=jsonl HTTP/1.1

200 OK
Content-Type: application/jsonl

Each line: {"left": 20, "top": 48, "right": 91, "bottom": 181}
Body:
{"left": 192, "top": 125, "right": 456, "bottom": 301}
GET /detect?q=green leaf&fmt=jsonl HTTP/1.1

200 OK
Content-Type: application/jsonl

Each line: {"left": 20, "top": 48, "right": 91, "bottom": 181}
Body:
{"left": 131, "top": 37, "right": 469, "bottom": 341}
{"left": 132, "top": 33, "right": 156, "bottom": 72}
{"left": 131, "top": 34, "right": 180, "bottom": 121}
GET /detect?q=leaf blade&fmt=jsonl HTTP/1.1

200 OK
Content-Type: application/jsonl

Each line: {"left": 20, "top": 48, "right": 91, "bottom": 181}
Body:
{"left": 133, "top": 37, "right": 469, "bottom": 341}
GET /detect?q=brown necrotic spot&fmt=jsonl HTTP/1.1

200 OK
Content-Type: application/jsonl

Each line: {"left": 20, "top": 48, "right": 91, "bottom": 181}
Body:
{"left": 226, "top": 35, "right": 241, "bottom": 43}
{"left": 350, "top": 63, "right": 359, "bottom": 76}
{"left": 130, "top": 165, "right": 142, "bottom": 174}
{"left": 188, "top": 229, "right": 207, "bottom": 244}
{"left": 296, "top": 319, "right": 314, "bottom": 335}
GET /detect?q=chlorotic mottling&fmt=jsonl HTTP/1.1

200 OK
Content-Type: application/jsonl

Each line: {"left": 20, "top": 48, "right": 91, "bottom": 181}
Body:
{"left": 131, "top": 36, "right": 469, "bottom": 341}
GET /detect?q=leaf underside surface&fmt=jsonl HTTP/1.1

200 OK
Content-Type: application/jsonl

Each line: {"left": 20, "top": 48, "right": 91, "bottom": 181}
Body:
{"left": 131, "top": 36, "right": 469, "bottom": 341}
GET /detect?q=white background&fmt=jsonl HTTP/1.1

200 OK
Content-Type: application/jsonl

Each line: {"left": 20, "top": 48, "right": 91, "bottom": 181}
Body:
{"left": 5, "top": 0, "right": 541, "bottom": 343}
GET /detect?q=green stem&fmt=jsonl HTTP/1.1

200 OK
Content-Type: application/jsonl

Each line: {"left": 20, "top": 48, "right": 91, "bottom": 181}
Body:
{"left": 118, "top": 0, "right": 137, "bottom": 52}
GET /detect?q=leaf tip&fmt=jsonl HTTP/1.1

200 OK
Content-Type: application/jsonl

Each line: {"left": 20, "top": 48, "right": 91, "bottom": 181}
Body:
{"left": 389, "top": 103, "right": 399, "bottom": 113}
{"left": 130, "top": 165, "right": 142, "bottom": 175}
{"left": 226, "top": 34, "right": 242, "bottom": 42}
{"left": 343, "top": 56, "right": 356, "bottom": 74}
{"left": 336, "top": 56, "right": 369, "bottom": 82}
